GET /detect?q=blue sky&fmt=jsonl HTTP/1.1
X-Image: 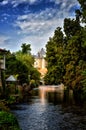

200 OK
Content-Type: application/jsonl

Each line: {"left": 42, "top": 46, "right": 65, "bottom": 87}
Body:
{"left": 0, "top": 0, "right": 80, "bottom": 54}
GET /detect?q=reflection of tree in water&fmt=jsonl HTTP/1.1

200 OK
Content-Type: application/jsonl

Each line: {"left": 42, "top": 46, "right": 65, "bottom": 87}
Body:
{"left": 39, "top": 86, "right": 64, "bottom": 105}
{"left": 39, "top": 86, "right": 85, "bottom": 106}
{"left": 47, "top": 92, "right": 64, "bottom": 105}
{"left": 63, "top": 89, "right": 75, "bottom": 105}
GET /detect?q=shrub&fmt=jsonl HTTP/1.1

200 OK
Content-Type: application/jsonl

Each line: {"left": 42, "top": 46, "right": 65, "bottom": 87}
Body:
{"left": 0, "top": 111, "right": 20, "bottom": 130}
{"left": 7, "top": 95, "right": 16, "bottom": 104}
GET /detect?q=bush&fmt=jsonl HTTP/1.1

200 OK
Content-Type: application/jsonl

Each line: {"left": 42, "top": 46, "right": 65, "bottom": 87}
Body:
{"left": 7, "top": 95, "right": 16, "bottom": 104}
{"left": 0, "top": 111, "right": 20, "bottom": 130}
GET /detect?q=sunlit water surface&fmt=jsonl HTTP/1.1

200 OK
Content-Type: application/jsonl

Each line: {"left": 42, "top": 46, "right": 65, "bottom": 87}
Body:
{"left": 13, "top": 86, "right": 86, "bottom": 130}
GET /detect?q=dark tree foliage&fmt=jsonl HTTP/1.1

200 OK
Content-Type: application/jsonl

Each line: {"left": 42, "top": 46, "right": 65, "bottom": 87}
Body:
{"left": 64, "top": 18, "right": 81, "bottom": 39}
{"left": 45, "top": 0, "right": 86, "bottom": 95}
{"left": 45, "top": 27, "right": 64, "bottom": 84}
{"left": 5, "top": 52, "right": 29, "bottom": 84}
{"left": 77, "top": 0, "right": 86, "bottom": 22}
{"left": 5, "top": 50, "right": 40, "bottom": 86}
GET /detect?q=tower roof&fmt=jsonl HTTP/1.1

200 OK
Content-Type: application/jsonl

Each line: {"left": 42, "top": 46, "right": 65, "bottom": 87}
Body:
{"left": 37, "top": 48, "right": 45, "bottom": 58}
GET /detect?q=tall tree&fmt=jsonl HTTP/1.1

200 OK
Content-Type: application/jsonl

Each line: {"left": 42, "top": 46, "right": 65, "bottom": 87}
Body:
{"left": 45, "top": 27, "right": 64, "bottom": 84}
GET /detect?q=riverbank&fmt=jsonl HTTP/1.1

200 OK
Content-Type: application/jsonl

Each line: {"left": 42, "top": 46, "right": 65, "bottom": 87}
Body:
{"left": 0, "top": 100, "right": 21, "bottom": 130}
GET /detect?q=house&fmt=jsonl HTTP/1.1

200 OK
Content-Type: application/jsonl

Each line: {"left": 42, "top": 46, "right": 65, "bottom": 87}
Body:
{"left": 0, "top": 48, "right": 7, "bottom": 87}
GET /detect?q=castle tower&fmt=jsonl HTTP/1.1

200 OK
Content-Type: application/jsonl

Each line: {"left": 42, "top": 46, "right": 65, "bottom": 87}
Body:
{"left": 34, "top": 48, "right": 47, "bottom": 80}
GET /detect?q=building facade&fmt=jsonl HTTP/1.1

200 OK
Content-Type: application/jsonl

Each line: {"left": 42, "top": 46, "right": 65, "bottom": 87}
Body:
{"left": 34, "top": 48, "right": 47, "bottom": 81}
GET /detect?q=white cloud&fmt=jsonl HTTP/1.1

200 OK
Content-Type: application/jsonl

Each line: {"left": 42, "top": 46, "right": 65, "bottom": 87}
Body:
{"left": 14, "top": 7, "right": 66, "bottom": 54}
{"left": 11, "top": 0, "right": 38, "bottom": 7}
{"left": 17, "top": 15, "right": 28, "bottom": 20}
{"left": 50, "top": 0, "right": 79, "bottom": 6}
{"left": 17, "top": 19, "right": 64, "bottom": 54}
{"left": 0, "top": 0, "right": 8, "bottom": 5}
{"left": 1, "top": 0, "right": 79, "bottom": 8}
{"left": 0, "top": 0, "right": 40, "bottom": 7}
{"left": 50, "top": 0, "right": 80, "bottom": 13}
{"left": 18, "top": 18, "right": 64, "bottom": 54}
{"left": 14, "top": 2, "right": 78, "bottom": 53}
{"left": 15, "top": 8, "right": 65, "bottom": 35}
{"left": 0, "top": 35, "right": 9, "bottom": 44}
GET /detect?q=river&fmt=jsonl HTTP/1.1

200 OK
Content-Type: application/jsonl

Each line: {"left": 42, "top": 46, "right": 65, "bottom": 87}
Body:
{"left": 13, "top": 86, "right": 86, "bottom": 130}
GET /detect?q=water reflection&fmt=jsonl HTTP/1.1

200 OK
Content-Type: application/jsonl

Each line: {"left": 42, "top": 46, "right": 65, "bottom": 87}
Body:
{"left": 39, "top": 85, "right": 64, "bottom": 105}
{"left": 39, "top": 86, "right": 47, "bottom": 104}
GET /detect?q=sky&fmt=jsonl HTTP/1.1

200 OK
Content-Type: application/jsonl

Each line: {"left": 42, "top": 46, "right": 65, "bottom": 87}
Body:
{"left": 0, "top": 0, "right": 80, "bottom": 54}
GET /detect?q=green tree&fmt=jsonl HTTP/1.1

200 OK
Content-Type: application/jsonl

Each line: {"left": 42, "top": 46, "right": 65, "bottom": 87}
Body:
{"left": 45, "top": 27, "right": 64, "bottom": 84}
{"left": 15, "top": 45, "right": 40, "bottom": 86}
{"left": 21, "top": 43, "right": 31, "bottom": 54}
{"left": 63, "top": 17, "right": 84, "bottom": 89}
{"left": 6, "top": 51, "right": 29, "bottom": 85}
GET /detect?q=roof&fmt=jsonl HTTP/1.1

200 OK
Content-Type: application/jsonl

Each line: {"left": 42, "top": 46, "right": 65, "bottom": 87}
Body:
{"left": 0, "top": 48, "right": 7, "bottom": 53}
{"left": 6, "top": 75, "right": 17, "bottom": 82}
{"left": 34, "top": 48, "right": 46, "bottom": 59}
{"left": 38, "top": 48, "right": 45, "bottom": 58}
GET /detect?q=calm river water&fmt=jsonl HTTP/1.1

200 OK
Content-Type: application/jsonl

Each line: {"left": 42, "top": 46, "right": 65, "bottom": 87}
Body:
{"left": 13, "top": 86, "right": 86, "bottom": 130}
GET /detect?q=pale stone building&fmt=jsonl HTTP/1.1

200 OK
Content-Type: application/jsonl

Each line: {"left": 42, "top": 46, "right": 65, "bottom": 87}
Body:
{"left": 34, "top": 48, "right": 47, "bottom": 81}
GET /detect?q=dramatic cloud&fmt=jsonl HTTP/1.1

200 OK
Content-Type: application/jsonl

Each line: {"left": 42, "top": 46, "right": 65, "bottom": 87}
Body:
{"left": 50, "top": 0, "right": 80, "bottom": 16}
{"left": 14, "top": 5, "right": 75, "bottom": 53}
{"left": 0, "top": 0, "right": 80, "bottom": 53}
{"left": 15, "top": 7, "right": 69, "bottom": 35}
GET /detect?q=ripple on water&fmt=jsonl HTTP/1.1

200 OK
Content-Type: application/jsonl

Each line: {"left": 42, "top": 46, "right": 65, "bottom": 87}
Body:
{"left": 12, "top": 89, "right": 86, "bottom": 130}
{"left": 13, "top": 102, "right": 63, "bottom": 130}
